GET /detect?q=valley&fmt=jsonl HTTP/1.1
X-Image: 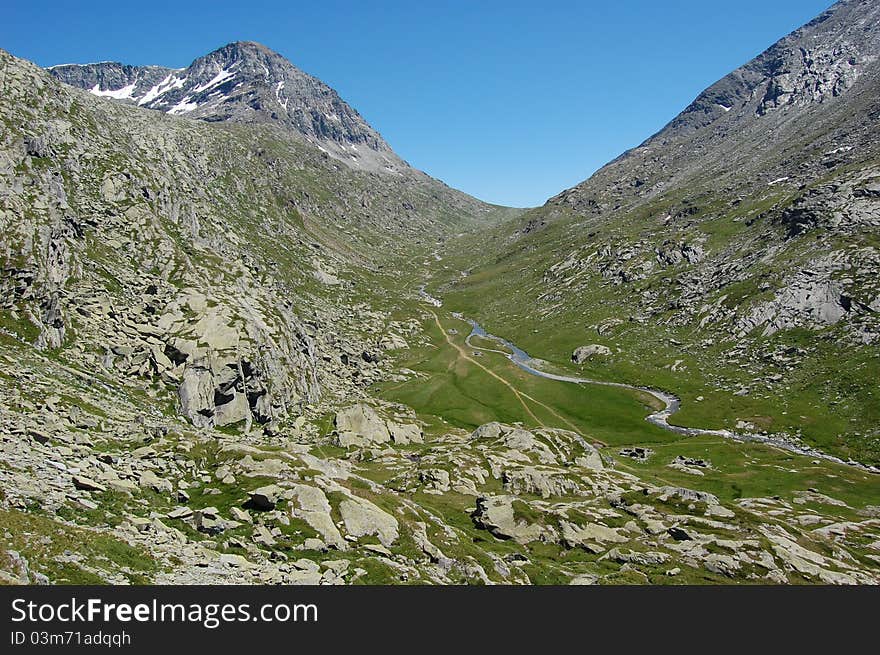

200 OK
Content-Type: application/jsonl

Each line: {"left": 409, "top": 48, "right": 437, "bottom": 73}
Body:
{"left": 1, "top": 0, "right": 879, "bottom": 586}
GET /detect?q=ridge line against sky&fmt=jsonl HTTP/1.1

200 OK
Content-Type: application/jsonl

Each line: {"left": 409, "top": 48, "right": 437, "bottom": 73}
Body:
{"left": 3, "top": 0, "right": 834, "bottom": 207}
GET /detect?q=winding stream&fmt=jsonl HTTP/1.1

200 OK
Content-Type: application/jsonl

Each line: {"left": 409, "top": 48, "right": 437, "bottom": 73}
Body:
{"left": 458, "top": 314, "right": 875, "bottom": 472}
{"left": 417, "top": 285, "right": 443, "bottom": 308}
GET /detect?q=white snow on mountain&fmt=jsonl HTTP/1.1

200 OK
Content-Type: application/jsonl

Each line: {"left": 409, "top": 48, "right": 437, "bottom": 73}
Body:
{"left": 89, "top": 81, "right": 137, "bottom": 100}
{"left": 275, "top": 80, "right": 288, "bottom": 109}
{"left": 193, "top": 67, "right": 236, "bottom": 94}
{"left": 138, "top": 73, "right": 187, "bottom": 106}
{"left": 168, "top": 96, "right": 199, "bottom": 115}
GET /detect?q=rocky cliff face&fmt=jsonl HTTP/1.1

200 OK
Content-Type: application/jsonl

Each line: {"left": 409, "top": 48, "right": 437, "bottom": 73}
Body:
{"left": 46, "top": 61, "right": 173, "bottom": 103}
{"left": 660, "top": 0, "right": 879, "bottom": 134}
{"left": 50, "top": 41, "right": 404, "bottom": 172}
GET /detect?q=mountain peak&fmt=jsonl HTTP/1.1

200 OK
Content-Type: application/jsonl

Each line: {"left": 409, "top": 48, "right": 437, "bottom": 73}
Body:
{"left": 222, "top": 40, "right": 277, "bottom": 53}
{"left": 49, "top": 41, "right": 403, "bottom": 172}
{"left": 199, "top": 40, "right": 288, "bottom": 67}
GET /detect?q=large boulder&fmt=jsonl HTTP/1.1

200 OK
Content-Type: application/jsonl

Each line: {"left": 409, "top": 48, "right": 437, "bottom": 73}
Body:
{"left": 655, "top": 486, "right": 720, "bottom": 506}
{"left": 387, "top": 421, "right": 423, "bottom": 444}
{"left": 72, "top": 475, "right": 106, "bottom": 492}
{"left": 193, "top": 507, "right": 224, "bottom": 534}
{"left": 502, "top": 466, "right": 579, "bottom": 498}
{"left": 338, "top": 496, "right": 399, "bottom": 546}
{"left": 312, "top": 268, "right": 340, "bottom": 286}
{"left": 248, "top": 484, "right": 283, "bottom": 510}
{"left": 471, "top": 495, "right": 545, "bottom": 545}
{"left": 139, "top": 470, "right": 173, "bottom": 494}
{"left": 470, "top": 422, "right": 504, "bottom": 440}
{"left": 378, "top": 333, "right": 408, "bottom": 350}
{"left": 165, "top": 337, "right": 205, "bottom": 363}
{"left": 420, "top": 468, "right": 451, "bottom": 493}
{"left": 334, "top": 404, "right": 391, "bottom": 447}
{"left": 289, "top": 484, "right": 348, "bottom": 551}
{"left": 178, "top": 364, "right": 215, "bottom": 427}
{"left": 575, "top": 443, "right": 604, "bottom": 471}
{"left": 572, "top": 344, "right": 612, "bottom": 363}
{"left": 214, "top": 391, "right": 251, "bottom": 427}
{"left": 560, "top": 521, "right": 628, "bottom": 549}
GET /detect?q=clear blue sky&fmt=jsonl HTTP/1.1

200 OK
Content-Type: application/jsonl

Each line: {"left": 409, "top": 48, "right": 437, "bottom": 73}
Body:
{"left": 3, "top": 0, "right": 833, "bottom": 207}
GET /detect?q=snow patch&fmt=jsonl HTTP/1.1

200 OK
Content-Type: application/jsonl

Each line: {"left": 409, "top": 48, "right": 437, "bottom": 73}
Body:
{"left": 717, "top": 103, "right": 732, "bottom": 112}
{"left": 168, "top": 96, "right": 199, "bottom": 115}
{"left": 57, "top": 60, "right": 116, "bottom": 68}
{"left": 824, "top": 145, "right": 853, "bottom": 156}
{"left": 89, "top": 82, "right": 137, "bottom": 100}
{"left": 274, "top": 80, "right": 288, "bottom": 109}
{"left": 768, "top": 177, "right": 790, "bottom": 186}
{"left": 193, "top": 68, "right": 236, "bottom": 94}
{"left": 138, "top": 74, "right": 186, "bottom": 106}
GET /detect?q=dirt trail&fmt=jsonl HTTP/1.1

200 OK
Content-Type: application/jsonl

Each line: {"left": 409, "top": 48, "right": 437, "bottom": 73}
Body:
{"left": 431, "top": 311, "right": 593, "bottom": 437}
{"left": 431, "top": 311, "right": 544, "bottom": 425}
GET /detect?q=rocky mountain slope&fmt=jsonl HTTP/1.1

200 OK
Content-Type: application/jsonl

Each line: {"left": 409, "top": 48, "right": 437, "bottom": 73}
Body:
{"left": 434, "top": 0, "right": 880, "bottom": 465}
{"left": 0, "top": 44, "right": 510, "bottom": 584}
{"left": 0, "top": 40, "right": 507, "bottom": 440}
{"left": 550, "top": 0, "right": 880, "bottom": 215}
{"left": 50, "top": 41, "right": 403, "bottom": 172}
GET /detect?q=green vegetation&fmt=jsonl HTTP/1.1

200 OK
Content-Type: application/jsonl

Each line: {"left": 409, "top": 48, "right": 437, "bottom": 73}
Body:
{"left": 378, "top": 312, "right": 672, "bottom": 445}
{"left": 0, "top": 508, "right": 158, "bottom": 585}
{"left": 376, "top": 303, "right": 879, "bottom": 545}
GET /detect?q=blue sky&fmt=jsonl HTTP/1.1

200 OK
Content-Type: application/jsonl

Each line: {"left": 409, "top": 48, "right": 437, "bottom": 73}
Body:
{"left": 3, "top": 0, "right": 833, "bottom": 207}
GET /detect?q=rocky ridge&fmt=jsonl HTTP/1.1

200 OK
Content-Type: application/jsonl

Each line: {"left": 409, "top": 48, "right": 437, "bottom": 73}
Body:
{"left": 50, "top": 41, "right": 403, "bottom": 172}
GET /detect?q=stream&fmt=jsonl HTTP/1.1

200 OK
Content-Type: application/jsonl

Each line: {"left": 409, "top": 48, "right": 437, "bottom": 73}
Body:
{"left": 457, "top": 314, "right": 876, "bottom": 472}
